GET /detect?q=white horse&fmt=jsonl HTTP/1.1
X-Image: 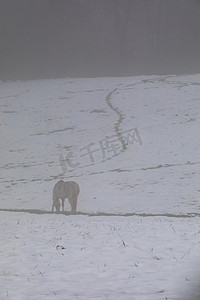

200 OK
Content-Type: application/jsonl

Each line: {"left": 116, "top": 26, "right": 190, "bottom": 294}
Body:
{"left": 52, "top": 180, "right": 80, "bottom": 213}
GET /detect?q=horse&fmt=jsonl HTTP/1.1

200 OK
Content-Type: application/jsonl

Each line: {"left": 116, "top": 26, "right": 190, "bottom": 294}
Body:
{"left": 52, "top": 180, "right": 80, "bottom": 213}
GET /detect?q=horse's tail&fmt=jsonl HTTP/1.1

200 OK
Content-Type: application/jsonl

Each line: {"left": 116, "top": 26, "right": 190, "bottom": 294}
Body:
{"left": 69, "top": 182, "right": 79, "bottom": 213}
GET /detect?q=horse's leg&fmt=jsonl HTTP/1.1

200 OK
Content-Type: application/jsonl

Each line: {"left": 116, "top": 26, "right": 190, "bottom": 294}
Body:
{"left": 52, "top": 197, "right": 60, "bottom": 212}
{"left": 61, "top": 198, "right": 65, "bottom": 212}
{"left": 52, "top": 196, "right": 56, "bottom": 212}
{"left": 68, "top": 197, "right": 77, "bottom": 213}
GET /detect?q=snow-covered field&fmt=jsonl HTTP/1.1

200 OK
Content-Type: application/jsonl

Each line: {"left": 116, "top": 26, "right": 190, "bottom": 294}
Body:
{"left": 1, "top": 74, "right": 200, "bottom": 299}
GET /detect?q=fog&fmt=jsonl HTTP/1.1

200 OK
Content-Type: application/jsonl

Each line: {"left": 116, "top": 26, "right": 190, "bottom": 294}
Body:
{"left": 1, "top": 0, "right": 200, "bottom": 80}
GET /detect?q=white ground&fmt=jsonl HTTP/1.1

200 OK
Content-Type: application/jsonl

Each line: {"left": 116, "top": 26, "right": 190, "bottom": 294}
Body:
{"left": 0, "top": 74, "right": 200, "bottom": 299}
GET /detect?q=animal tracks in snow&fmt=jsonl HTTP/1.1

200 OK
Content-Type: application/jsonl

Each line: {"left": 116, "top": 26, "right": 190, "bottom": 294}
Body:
{"left": 105, "top": 88, "right": 127, "bottom": 152}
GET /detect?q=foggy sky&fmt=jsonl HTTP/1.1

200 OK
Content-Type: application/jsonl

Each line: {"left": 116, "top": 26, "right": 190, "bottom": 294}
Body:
{"left": 1, "top": 0, "right": 200, "bottom": 80}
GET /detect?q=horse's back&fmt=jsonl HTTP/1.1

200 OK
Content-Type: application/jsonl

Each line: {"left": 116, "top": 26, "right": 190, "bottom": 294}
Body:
{"left": 66, "top": 181, "right": 80, "bottom": 197}
{"left": 53, "top": 180, "right": 79, "bottom": 199}
{"left": 53, "top": 180, "right": 65, "bottom": 197}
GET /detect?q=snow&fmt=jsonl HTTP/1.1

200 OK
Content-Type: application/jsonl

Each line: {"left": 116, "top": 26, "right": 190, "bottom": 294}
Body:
{"left": 1, "top": 212, "right": 200, "bottom": 300}
{"left": 0, "top": 74, "right": 200, "bottom": 299}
